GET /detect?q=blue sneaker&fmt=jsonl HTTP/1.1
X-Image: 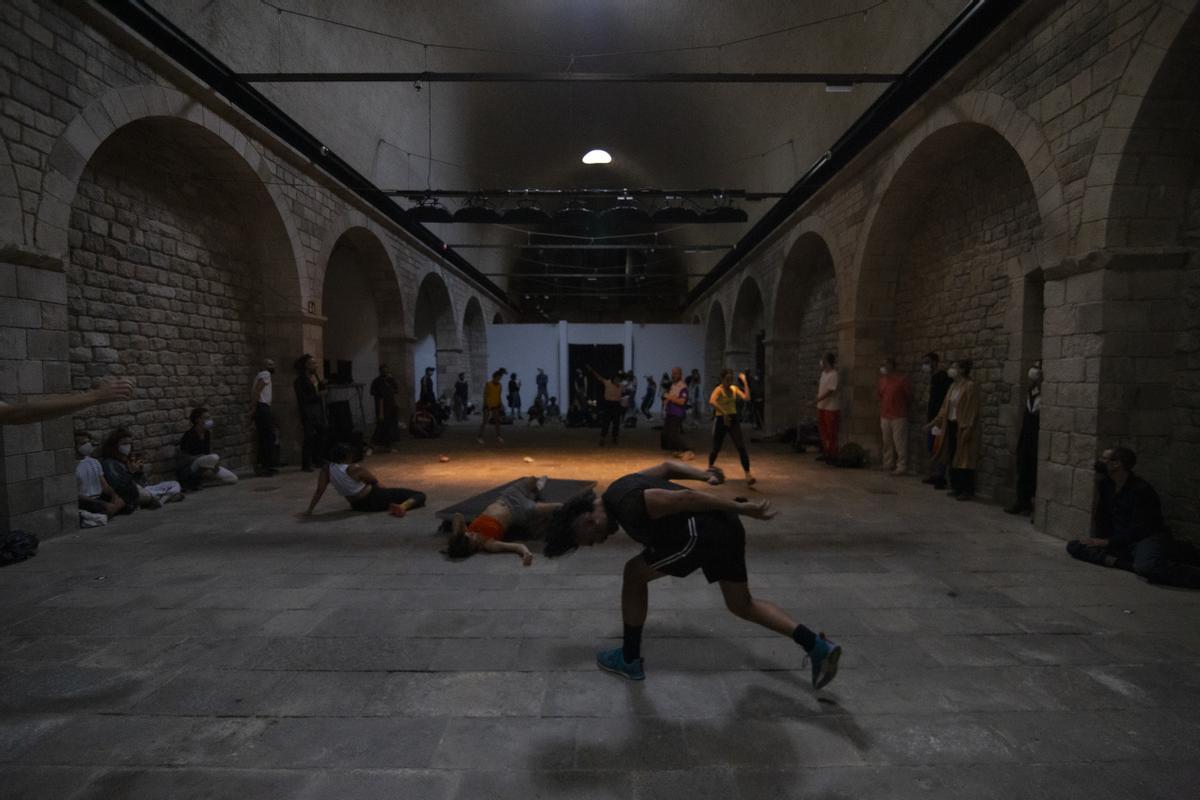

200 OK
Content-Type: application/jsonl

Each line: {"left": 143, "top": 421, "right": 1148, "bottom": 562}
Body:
{"left": 804, "top": 633, "right": 842, "bottom": 689}
{"left": 596, "top": 646, "right": 645, "bottom": 681}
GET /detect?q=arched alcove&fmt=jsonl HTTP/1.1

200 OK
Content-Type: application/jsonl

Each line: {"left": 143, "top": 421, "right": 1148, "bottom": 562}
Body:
{"left": 412, "top": 272, "right": 461, "bottom": 403}
{"left": 852, "top": 122, "right": 1043, "bottom": 493}
{"left": 462, "top": 296, "right": 488, "bottom": 396}
{"left": 728, "top": 276, "right": 765, "bottom": 381}
{"left": 65, "top": 116, "right": 304, "bottom": 475}
{"left": 769, "top": 232, "right": 838, "bottom": 428}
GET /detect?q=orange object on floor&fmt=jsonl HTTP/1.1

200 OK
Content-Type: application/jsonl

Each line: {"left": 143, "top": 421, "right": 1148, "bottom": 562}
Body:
{"left": 467, "top": 514, "right": 504, "bottom": 541}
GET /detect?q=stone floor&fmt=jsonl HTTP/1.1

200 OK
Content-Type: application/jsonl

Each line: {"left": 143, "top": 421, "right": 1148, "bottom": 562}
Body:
{"left": 2, "top": 421, "right": 1199, "bottom": 799}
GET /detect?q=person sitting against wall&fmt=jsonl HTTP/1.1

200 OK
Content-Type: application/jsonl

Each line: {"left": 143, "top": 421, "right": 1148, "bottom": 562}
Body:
{"left": 545, "top": 396, "right": 562, "bottom": 420}
{"left": 75, "top": 431, "right": 125, "bottom": 518}
{"left": 444, "top": 476, "right": 561, "bottom": 566}
{"left": 176, "top": 407, "right": 238, "bottom": 491}
{"left": 924, "top": 359, "right": 981, "bottom": 501}
{"left": 100, "top": 428, "right": 183, "bottom": 510}
{"left": 1066, "top": 447, "right": 1200, "bottom": 588}
{"left": 527, "top": 395, "right": 547, "bottom": 426}
{"left": 304, "top": 442, "right": 426, "bottom": 517}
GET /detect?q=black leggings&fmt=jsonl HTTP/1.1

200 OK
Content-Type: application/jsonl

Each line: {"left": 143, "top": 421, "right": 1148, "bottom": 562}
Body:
{"left": 349, "top": 485, "right": 427, "bottom": 512}
{"left": 709, "top": 414, "right": 750, "bottom": 471}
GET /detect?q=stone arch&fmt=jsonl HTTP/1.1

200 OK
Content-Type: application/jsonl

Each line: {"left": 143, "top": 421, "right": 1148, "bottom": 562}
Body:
{"left": 492, "top": 312, "right": 505, "bottom": 324}
{"left": 40, "top": 85, "right": 305, "bottom": 311}
{"left": 462, "top": 296, "right": 489, "bottom": 393}
{"left": 727, "top": 274, "right": 765, "bottom": 379}
{"left": 767, "top": 229, "right": 839, "bottom": 428}
{"left": 412, "top": 270, "right": 462, "bottom": 403}
{"left": 848, "top": 119, "right": 1045, "bottom": 495}
{"left": 1079, "top": 1, "right": 1200, "bottom": 252}
{"left": 64, "top": 114, "right": 307, "bottom": 475}
{"left": 322, "top": 224, "right": 411, "bottom": 426}
{"left": 704, "top": 300, "right": 728, "bottom": 400}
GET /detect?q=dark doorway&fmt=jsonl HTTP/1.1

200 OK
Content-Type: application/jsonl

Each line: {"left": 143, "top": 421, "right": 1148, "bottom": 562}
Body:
{"left": 569, "top": 344, "right": 624, "bottom": 405}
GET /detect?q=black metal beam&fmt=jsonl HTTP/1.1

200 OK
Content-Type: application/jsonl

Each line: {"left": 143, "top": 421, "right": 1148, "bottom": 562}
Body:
{"left": 389, "top": 188, "right": 784, "bottom": 199}
{"left": 241, "top": 71, "right": 901, "bottom": 85}
{"left": 94, "top": 0, "right": 506, "bottom": 304}
{"left": 687, "top": 0, "right": 1026, "bottom": 304}
{"left": 451, "top": 244, "right": 733, "bottom": 251}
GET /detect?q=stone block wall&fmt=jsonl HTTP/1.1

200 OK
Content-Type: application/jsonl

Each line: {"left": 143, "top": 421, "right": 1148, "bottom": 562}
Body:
{"left": 0, "top": 261, "right": 76, "bottom": 536}
{"left": 766, "top": 265, "right": 838, "bottom": 430}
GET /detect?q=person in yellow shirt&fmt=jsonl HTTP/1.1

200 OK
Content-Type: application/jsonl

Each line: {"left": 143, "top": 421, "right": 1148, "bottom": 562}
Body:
{"left": 478, "top": 369, "right": 506, "bottom": 445}
{"left": 708, "top": 368, "right": 755, "bottom": 485}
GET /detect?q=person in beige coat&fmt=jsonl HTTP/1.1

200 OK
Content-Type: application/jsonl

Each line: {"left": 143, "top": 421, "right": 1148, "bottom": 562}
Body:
{"left": 924, "top": 359, "right": 981, "bottom": 501}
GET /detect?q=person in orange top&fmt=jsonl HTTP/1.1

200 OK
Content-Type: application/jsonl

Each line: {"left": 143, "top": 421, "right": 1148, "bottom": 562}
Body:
{"left": 877, "top": 357, "right": 913, "bottom": 475}
{"left": 444, "top": 476, "right": 562, "bottom": 566}
{"left": 707, "top": 368, "right": 755, "bottom": 485}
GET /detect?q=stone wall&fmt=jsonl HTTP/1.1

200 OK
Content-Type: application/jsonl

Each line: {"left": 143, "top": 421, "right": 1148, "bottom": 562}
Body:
{"left": 687, "top": 0, "right": 1200, "bottom": 539}
{"left": 0, "top": 1, "right": 512, "bottom": 536}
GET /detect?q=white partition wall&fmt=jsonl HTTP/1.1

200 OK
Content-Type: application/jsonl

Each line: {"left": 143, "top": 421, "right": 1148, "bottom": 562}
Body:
{"left": 481, "top": 322, "right": 705, "bottom": 410}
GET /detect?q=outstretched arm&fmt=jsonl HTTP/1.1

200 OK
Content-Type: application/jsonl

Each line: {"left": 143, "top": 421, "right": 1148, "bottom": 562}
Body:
{"left": 738, "top": 373, "right": 751, "bottom": 401}
{"left": 304, "top": 467, "right": 330, "bottom": 515}
{"left": 643, "top": 488, "right": 775, "bottom": 520}
{"left": 638, "top": 460, "right": 722, "bottom": 483}
{"left": 0, "top": 378, "right": 133, "bottom": 426}
{"left": 480, "top": 538, "right": 534, "bottom": 566}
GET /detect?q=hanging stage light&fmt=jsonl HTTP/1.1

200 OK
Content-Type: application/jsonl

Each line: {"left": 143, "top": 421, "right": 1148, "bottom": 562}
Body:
{"left": 407, "top": 195, "right": 454, "bottom": 224}
{"left": 452, "top": 195, "right": 501, "bottom": 223}
{"left": 500, "top": 198, "right": 551, "bottom": 225}
{"left": 553, "top": 198, "right": 595, "bottom": 229}
{"left": 700, "top": 194, "right": 748, "bottom": 223}
{"left": 602, "top": 193, "right": 651, "bottom": 227}
{"left": 651, "top": 195, "right": 700, "bottom": 224}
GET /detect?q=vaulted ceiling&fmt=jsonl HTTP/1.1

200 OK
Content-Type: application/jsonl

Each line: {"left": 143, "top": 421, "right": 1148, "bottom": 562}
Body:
{"left": 157, "top": 0, "right": 966, "bottom": 321}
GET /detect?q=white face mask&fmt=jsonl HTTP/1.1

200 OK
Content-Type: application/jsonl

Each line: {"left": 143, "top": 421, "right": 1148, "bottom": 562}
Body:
{"left": 921, "top": 363, "right": 931, "bottom": 373}
{"left": 203, "top": 418, "right": 215, "bottom": 430}
{"left": 947, "top": 368, "right": 960, "bottom": 380}
{"left": 118, "top": 443, "right": 133, "bottom": 456}
{"left": 879, "top": 366, "right": 889, "bottom": 376}
{"left": 78, "top": 442, "right": 93, "bottom": 457}
{"left": 1028, "top": 368, "right": 1042, "bottom": 381}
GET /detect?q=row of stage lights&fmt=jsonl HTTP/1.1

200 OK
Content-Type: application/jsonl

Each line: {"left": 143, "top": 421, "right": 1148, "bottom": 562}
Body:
{"left": 405, "top": 194, "right": 749, "bottom": 226}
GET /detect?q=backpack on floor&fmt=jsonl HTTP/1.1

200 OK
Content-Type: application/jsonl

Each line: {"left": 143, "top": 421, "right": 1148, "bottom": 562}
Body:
{"left": 0, "top": 530, "right": 39, "bottom": 567}
{"left": 833, "top": 442, "right": 867, "bottom": 469}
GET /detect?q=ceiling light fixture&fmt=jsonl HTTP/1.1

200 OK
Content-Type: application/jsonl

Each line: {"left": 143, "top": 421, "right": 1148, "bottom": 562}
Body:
{"left": 407, "top": 195, "right": 453, "bottom": 224}
{"left": 602, "top": 193, "right": 651, "bottom": 227}
{"left": 582, "top": 149, "right": 612, "bottom": 165}
{"left": 700, "top": 194, "right": 748, "bottom": 224}
{"left": 452, "top": 195, "right": 501, "bottom": 223}
{"left": 500, "top": 197, "right": 551, "bottom": 225}
{"left": 652, "top": 195, "right": 700, "bottom": 224}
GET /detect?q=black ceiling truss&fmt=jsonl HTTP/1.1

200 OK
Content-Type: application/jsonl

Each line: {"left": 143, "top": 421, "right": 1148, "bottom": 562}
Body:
{"left": 241, "top": 72, "right": 901, "bottom": 85}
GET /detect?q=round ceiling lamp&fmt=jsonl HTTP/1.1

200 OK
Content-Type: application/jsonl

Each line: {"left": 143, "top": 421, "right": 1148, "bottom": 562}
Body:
{"left": 700, "top": 194, "right": 749, "bottom": 224}
{"left": 554, "top": 198, "right": 595, "bottom": 230}
{"left": 581, "top": 149, "right": 612, "bottom": 165}
{"left": 601, "top": 194, "right": 651, "bottom": 227}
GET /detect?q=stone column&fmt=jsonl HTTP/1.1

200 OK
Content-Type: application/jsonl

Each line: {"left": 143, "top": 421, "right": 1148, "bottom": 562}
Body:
{"left": 261, "top": 310, "right": 323, "bottom": 466}
{"left": 1036, "top": 249, "right": 1191, "bottom": 540}
{"left": 843, "top": 317, "right": 885, "bottom": 456}
{"left": 0, "top": 258, "right": 76, "bottom": 537}
{"left": 378, "top": 333, "right": 414, "bottom": 420}
{"left": 435, "top": 347, "right": 467, "bottom": 403}
{"left": 763, "top": 337, "right": 800, "bottom": 431}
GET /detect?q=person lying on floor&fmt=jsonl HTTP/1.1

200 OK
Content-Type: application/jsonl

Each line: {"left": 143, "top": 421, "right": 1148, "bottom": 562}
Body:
{"left": 445, "top": 476, "right": 561, "bottom": 566}
{"left": 303, "top": 442, "right": 426, "bottom": 517}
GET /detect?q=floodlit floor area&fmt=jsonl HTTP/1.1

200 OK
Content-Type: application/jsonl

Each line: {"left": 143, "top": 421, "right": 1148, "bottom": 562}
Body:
{"left": 2, "top": 422, "right": 1199, "bottom": 799}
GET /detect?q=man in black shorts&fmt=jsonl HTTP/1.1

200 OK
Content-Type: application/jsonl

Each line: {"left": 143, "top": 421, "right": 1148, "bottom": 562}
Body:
{"left": 544, "top": 460, "right": 842, "bottom": 689}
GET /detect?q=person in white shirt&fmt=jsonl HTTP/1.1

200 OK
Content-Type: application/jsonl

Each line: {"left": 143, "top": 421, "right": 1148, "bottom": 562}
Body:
{"left": 249, "top": 358, "right": 278, "bottom": 476}
{"left": 303, "top": 443, "right": 426, "bottom": 516}
{"left": 814, "top": 352, "right": 840, "bottom": 461}
{"left": 74, "top": 432, "right": 125, "bottom": 517}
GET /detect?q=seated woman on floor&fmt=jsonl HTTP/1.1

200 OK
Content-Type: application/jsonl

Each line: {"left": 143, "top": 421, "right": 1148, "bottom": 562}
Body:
{"left": 444, "top": 476, "right": 561, "bottom": 566}
{"left": 100, "top": 428, "right": 184, "bottom": 510}
{"left": 303, "top": 442, "right": 426, "bottom": 516}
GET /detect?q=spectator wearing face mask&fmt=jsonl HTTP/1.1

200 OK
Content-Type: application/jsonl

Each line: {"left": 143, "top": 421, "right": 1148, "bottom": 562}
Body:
{"left": 924, "top": 359, "right": 980, "bottom": 501}
{"left": 177, "top": 407, "right": 239, "bottom": 490}
{"left": 101, "top": 428, "right": 183, "bottom": 509}
{"left": 877, "top": 357, "right": 912, "bottom": 475}
{"left": 920, "top": 353, "right": 953, "bottom": 489}
{"left": 74, "top": 431, "right": 125, "bottom": 518}
{"left": 1006, "top": 360, "right": 1042, "bottom": 516}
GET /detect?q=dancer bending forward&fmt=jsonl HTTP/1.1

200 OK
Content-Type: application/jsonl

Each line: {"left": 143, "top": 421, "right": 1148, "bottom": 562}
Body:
{"left": 446, "top": 476, "right": 561, "bottom": 566}
{"left": 304, "top": 443, "right": 425, "bottom": 516}
{"left": 544, "top": 460, "right": 841, "bottom": 689}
